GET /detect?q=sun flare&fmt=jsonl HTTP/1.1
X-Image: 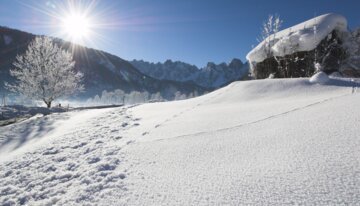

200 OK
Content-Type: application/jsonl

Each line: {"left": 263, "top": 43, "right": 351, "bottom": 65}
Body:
{"left": 61, "top": 12, "right": 92, "bottom": 42}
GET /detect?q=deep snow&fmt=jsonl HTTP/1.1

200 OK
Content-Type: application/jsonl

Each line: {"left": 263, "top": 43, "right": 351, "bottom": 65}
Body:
{"left": 0, "top": 78, "right": 359, "bottom": 205}
{"left": 309, "top": 71, "right": 330, "bottom": 84}
{"left": 247, "top": 13, "right": 347, "bottom": 63}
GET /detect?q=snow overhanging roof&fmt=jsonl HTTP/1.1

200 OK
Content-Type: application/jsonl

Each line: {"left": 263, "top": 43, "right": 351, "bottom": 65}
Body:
{"left": 246, "top": 13, "right": 348, "bottom": 63}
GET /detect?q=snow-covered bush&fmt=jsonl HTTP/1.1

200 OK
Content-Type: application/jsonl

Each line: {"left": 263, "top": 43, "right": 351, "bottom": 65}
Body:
{"left": 6, "top": 36, "right": 84, "bottom": 108}
{"left": 268, "top": 73, "right": 275, "bottom": 79}
{"left": 329, "top": 72, "right": 342, "bottom": 78}
{"left": 309, "top": 71, "right": 329, "bottom": 84}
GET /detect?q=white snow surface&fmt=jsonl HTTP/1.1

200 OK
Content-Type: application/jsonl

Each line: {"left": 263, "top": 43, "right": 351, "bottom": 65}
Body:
{"left": 309, "top": 71, "right": 330, "bottom": 84}
{"left": 247, "top": 13, "right": 348, "bottom": 63}
{"left": 1, "top": 78, "right": 360, "bottom": 205}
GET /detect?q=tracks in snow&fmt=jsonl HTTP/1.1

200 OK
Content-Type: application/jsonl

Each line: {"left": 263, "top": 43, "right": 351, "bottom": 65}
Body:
{"left": 142, "top": 83, "right": 237, "bottom": 137}
{"left": 0, "top": 106, "right": 141, "bottom": 205}
{"left": 152, "top": 86, "right": 358, "bottom": 142}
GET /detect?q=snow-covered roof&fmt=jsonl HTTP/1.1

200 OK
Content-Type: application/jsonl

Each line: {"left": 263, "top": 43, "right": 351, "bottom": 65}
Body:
{"left": 246, "top": 13, "right": 348, "bottom": 63}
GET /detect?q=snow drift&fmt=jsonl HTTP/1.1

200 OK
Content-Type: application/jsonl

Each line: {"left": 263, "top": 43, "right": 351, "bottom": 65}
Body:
{"left": 309, "top": 71, "right": 330, "bottom": 84}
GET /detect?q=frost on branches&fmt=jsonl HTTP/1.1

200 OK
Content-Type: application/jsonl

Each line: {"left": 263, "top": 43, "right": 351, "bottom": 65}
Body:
{"left": 6, "top": 36, "right": 83, "bottom": 108}
{"left": 257, "top": 14, "right": 283, "bottom": 59}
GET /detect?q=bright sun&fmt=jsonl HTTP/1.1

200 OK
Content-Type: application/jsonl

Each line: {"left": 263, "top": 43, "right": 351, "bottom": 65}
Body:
{"left": 62, "top": 13, "right": 91, "bottom": 42}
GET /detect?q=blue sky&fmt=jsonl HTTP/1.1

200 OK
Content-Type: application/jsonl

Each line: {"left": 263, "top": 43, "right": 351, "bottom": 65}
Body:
{"left": 1, "top": 0, "right": 360, "bottom": 67}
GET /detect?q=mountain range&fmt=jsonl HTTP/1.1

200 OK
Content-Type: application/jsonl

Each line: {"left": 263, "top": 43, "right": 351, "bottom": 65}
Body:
{"left": 131, "top": 59, "right": 249, "bottom": 89}
{"left": 0, "top": 26, "right": 248, "bottom": 101}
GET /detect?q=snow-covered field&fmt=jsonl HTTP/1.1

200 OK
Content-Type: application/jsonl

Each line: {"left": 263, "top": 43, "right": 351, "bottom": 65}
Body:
{"left": 1, "top": 78, "right": 359, "bottom": 205}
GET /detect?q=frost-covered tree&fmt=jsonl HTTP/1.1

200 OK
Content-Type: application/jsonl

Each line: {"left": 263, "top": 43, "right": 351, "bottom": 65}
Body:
{"left": 253, "top": 14, "right": 283, "bottom": 78}
{"left": 6, "top": 36, "right": 83, "bottom": 108}
{"left": 113, "top": 89, "right": 125, "bottom": 104}
{"left": 174, "top": 91, "right": 187, "bottom": 100}
{"left": 312, "top": 21, "right": 324, "bottom": 74}
{"left": 151, "top": 92, "right": 163, "bottom": 102}
{"left": 258, "top": 14, "right": 283, "bottom": 58}
{"left": 93, "top": 95, "right": 101, "bottom": 103}
{"left": 101, "top": 90, "right": 110, "bottom": 104}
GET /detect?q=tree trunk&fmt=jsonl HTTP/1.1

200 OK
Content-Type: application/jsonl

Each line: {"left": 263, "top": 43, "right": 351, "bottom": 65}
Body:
{"left": 45, "top": 101, "right": 52, "bottom": 108}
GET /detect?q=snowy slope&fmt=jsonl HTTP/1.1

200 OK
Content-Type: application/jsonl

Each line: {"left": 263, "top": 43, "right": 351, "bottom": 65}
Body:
{"left": 247, "top": 13, "right": 347, "bottom": 63}
{"left": 1, "top": 78, "right": 359, "bottom": 205}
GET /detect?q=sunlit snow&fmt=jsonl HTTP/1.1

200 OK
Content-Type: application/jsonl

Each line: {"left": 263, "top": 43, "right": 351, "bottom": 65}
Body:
{"left": 1, "top": 78, "right": 359, "bottom": 205}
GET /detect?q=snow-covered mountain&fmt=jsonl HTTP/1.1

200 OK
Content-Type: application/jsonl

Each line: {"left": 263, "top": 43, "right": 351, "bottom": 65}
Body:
{"left": 1, "top": 77, "right": 359, "bottom": 205}
{"left": 0, "top": 26, "right": 208, "bottom": 100}
{"left": 131, "top": 58, "right": 249, "bottom": 89}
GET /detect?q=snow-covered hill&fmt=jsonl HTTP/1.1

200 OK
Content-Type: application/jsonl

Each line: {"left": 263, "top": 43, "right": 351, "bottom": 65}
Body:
{"left": 131, "top": 58, "right": 249, "bottom": 89}
{"left": 1, "top": 78, "right": 359, "bottom": 205}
